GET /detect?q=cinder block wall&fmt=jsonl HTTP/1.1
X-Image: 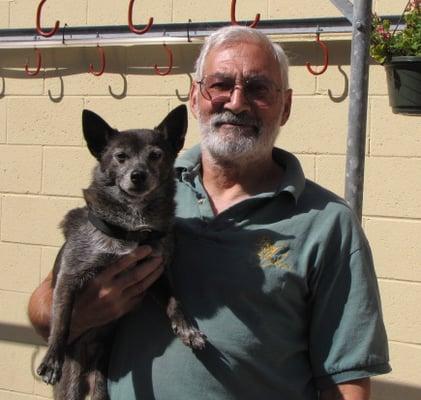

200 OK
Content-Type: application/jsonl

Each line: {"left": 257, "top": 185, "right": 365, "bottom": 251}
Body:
{"left": 0, "top": 1, "right": 420, "bottom": 399}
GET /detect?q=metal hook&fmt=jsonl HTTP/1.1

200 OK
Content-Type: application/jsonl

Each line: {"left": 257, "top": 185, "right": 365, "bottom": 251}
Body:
{"left": 306, "top": 32, "right": 329, "bottom": 76}
{"left": 89, "top": 44, "right": 106, "bottom": 76}
{"left": 36, "top": 0, "right": 60, "bottom": 38}
{"left": 187, "top": 19, "right": 192, "bottom": 43}
{"left": 154, "top": 43, "right": 173, "bottom": 76}
{"left": 25, "top": 48, "right": 42, "bottom": 77}
{"left": 128, "top": 0, "right": 154, "bottom": 35}
{"left": 230, "top": 0, "right": 260, "bottom": 28}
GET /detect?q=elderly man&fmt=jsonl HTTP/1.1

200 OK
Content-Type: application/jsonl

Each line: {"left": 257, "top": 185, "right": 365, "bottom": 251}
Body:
{"left": 28, "top": 26, "right": 390, "bottom": 400}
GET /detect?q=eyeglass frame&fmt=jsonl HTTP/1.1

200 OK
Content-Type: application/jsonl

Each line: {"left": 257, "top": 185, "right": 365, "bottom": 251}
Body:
{"left": 195, "top": 74, "right": 284, "bottom": 108}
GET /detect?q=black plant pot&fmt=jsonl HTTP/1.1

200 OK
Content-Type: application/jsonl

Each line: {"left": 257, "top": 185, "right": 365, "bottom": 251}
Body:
{"left": 384, "top": 56, "right": 421, "bottom": 115}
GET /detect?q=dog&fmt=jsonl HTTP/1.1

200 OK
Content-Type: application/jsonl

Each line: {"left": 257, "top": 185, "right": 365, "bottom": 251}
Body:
{"left": 36, "top": 105, "right": 206, "bottom": 400}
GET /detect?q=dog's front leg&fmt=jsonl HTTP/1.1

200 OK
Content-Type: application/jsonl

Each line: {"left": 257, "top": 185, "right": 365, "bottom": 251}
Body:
{"left": 37, "top": 271, "right": 76, "bottom": 385}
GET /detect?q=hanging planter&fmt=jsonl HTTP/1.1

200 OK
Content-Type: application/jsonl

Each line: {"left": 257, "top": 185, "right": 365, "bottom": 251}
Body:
{"left": 370, "top": 1, "right": 421, "bottom": 115}
{"left": 384, "top": 56, "right": 421, "bottom": 115}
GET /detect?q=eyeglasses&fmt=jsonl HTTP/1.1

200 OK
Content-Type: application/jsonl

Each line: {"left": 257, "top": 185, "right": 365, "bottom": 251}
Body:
{"left": 197, "top": 75, "right": 282, "bottom": 108}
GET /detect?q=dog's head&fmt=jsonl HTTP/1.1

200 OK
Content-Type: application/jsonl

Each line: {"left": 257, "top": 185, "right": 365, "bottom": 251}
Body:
{"left": 82, "top": 105, "right": 187, "bottom": 201}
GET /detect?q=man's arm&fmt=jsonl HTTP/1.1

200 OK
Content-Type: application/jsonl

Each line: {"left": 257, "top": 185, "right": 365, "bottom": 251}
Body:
{"left": 28, "top": 246, "right": 164, "bottom": 343}
{"left": 319, "top": 378, "right": 371, "bottom": 400}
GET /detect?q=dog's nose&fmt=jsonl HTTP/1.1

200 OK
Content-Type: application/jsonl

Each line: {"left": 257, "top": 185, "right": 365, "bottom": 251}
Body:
{"left": 130, "top": 170, "right": 147, "bottom": 185}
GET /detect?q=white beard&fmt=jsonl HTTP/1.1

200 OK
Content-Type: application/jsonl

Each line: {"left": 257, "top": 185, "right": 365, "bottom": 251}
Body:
{"left": 198, "top": 111, "right": 281, "bottom": 164}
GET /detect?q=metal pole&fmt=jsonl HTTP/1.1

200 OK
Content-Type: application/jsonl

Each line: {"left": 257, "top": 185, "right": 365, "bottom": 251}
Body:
{"left": 345, "top": 0, "right": 373, "bottom": 221}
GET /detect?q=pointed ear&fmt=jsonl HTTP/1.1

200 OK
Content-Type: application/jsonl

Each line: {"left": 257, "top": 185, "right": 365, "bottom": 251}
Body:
{"left": 155, "top": 104, "right": 188, "bottom": 154}
{"left": 82, "top": 110, "right": 118, "bottom": 160}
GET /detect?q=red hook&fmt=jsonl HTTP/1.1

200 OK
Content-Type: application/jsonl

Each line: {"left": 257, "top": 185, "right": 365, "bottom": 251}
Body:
{"left": 230, "top": 0, "right": 260, "bottom": 28}
{"left": 128, "top": 0, "right": 154, "bottom": 34}
{"left": 25, "top": 48, "right": 42, "bottom": 77}
{"left": 154, "top": 44, "right": 173, "bottom": 76}
{"left": 306, "top": 32, "right": 329, "bottom": 76}
{"left": 89, "top": 45, "right": 106, "bottom": 76}
{"left": 36, "top": 0, "right": 60, "bottom": 38}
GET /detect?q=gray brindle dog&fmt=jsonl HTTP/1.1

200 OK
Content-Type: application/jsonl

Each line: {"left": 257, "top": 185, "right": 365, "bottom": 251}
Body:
{"left": 37, "top": 105, "right": 206, "bottom": 400}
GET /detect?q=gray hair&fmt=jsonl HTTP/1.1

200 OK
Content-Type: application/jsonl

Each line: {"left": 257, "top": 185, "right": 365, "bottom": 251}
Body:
{"left": 194, "top": 26, "right": 290, "bottom": 91}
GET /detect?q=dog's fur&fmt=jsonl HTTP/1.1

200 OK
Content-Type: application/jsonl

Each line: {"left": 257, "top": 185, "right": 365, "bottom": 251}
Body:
{"left": 37, "top": 105, "right": 206, "bottom": 400}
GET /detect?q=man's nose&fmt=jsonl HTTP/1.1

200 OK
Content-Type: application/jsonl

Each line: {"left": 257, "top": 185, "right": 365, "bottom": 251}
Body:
{"left": 224, "top": 86, "right": 251, "bottom": 114}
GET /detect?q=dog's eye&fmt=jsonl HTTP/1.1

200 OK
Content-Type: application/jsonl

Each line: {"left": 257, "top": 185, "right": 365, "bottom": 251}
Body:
{"left": 149, "top": 150, "right": 162, "bottom": 161}
{"left": 115, "top": 152, "right": 128, "bottom": 163}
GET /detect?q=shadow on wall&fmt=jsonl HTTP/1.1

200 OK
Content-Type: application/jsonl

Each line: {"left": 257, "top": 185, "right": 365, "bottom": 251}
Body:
{"left": 0, "top": 40, "right": 355, "bottom": 102}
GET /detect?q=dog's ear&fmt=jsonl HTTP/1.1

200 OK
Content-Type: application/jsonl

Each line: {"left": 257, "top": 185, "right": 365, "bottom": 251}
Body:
{"left": 82, "top": 110, "right": 118, "bottom": 160}
{"left": 155, "top": 105, "right": 187, "bottom": 154}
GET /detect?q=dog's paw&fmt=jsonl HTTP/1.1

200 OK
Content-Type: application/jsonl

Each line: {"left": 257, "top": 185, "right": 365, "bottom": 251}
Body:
{"left": 36, "top": 356, "right": 62, "bottom": 385}
{"left": 172, "top": 322, "right": 207, "bottom": 350}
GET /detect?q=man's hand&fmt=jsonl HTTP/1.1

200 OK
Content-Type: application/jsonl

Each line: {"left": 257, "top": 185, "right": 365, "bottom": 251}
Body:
{"left": 319, "top": 378, "right": 371, "bottom": 400}
{"left": 28, "top": 245, "right": 164, "bottom": 342}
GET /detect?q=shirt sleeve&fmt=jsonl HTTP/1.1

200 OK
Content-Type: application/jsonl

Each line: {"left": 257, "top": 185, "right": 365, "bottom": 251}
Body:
{"left": 308, "top": 228, "right": 391, "bottom": 390}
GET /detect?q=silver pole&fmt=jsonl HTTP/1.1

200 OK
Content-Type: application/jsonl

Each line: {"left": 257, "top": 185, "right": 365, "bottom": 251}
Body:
{"left": 345, "top": 0, "right": 373, "bottom": 221}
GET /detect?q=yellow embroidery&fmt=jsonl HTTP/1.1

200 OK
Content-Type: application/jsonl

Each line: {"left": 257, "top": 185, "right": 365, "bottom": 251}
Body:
{"left": 256, "top": 236, "right": 290, "bottom": 269}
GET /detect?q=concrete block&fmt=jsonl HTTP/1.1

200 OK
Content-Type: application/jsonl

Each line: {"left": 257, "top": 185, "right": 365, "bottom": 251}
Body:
{"left": 0, "top": 100, "right": 5, "bottom": 143}
{"left": 7, "top": 97, "right": 84, "bottom": 146}
{"left": 378, "top": 280, "right": 421, "bottom": 344}
{"left": 0, "top": 243, "right": 41, "bottom": 293}
{"left": 0, "top": 342, "right": 36, "bottom": 394}
{"left": 366, "top": 218, "right": 421, "bottom": 282}
{"left": 269, "top": 0, "right": 341, "bottom": 18}
{"left": 0, "top": 145, "right": 42, "bottom": 194}
{"left": 42, "top": 146, "right": 96, "bottom": 197}
{"left": 364, "top": 157, "right": 421, "bottom": 218}
{"left": 369, "top": 64, "right": 388, "bottom": 96}
{"left": 370, "top": 97, "right": 421, "bottom": 157}
{"left": 278, "top": 97, "right": 349, "bottom": 155}
{"left": 372, "top": 342, "right": 421, "bottom": 400}
{"left": 126, "top": 45, "right": 198, "bottom": 96}
{"left": 374, "top": 0, "right": 408, "bottom": 15}
{"left": 315, "top": 155, "right": 346, "bottom": 197}
{"left": 44, "top": 47, "right": 128, "bottom": 97}
{"left": 0, "top": 389, "right": 51, "bottom": 400}
{"left": 87, "top": 0, "right": 171, "bottom": 25}
{"left": 0, "top": 2, "right": 9, "bottom": 29}
{"left": 0, "top": 290, "right": 31, "bottom": 325}
{"left": 10, "top": 0, "right": 87, "bottom": 29}
{"left": 1, "top": 195, "right": 83, "bottom": 246}
{"left": 40, "top": 247, "right": 59, "bottom": 282}
{"left": 84, "top": 97, "right": 171, "bottom": 132}
{"left": 173, "top": 0, "right": 260, "bottom": 23}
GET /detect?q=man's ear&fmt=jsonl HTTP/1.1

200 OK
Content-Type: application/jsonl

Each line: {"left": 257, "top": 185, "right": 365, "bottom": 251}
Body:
{"left": 155, "top": 104, "right": 188, "bottom": 154}
{"left": 189, "top": 82, "right": 199, "bottom": 120}
{"left": 280, "top": 89, "right": 293, "bottom": 127}
{"left": 82, "top": 110, "right": 118, "bottom": 160}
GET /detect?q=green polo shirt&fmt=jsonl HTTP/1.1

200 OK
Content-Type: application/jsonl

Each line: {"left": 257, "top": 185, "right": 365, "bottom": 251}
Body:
{"left": 108, "top": 145, "right": 390, "bottom": 400}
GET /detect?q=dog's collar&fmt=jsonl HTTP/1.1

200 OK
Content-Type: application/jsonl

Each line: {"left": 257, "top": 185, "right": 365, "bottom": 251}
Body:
{"left": 88, "top": 211, "right": 165, "bottom": 243}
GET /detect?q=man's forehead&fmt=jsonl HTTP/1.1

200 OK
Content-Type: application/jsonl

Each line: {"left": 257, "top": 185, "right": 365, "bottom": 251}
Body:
{"left": 202, "top": 42, "right": 281, "bottom": 80}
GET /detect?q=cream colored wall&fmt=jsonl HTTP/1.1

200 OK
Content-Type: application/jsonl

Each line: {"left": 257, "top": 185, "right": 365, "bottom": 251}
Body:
{"left": 0, "top": 0, "right": 420, "bottom": 399}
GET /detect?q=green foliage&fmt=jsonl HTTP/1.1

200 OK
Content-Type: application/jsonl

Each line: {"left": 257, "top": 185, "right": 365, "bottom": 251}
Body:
{"left": 370, "top": 1, "right": 421, "bottom": 64}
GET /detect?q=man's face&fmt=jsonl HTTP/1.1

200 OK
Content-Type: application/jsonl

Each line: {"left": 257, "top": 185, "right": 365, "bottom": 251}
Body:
{"left": 190, "top": 41, "right": 292, "bottom": 162}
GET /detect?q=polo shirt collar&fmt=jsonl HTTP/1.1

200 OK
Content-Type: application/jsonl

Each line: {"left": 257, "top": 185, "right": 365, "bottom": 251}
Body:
{"left": 175, "top": 144, "right": 305, "bottom": 202}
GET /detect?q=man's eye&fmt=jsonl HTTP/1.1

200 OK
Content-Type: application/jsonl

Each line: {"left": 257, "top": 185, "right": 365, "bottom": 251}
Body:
{"left": 209, "top": 80, "right": 233, "bottom": 91}
{"left": 115, "top": 153, "right": 128, "bottom": 163}
{"left": 247, "top": 81, "right": 270, "bottom": 96}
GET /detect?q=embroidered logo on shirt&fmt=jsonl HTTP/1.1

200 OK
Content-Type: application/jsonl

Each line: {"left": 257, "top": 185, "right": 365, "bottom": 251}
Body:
{"left": 256, "top": 236, "right": 290, "bottom": 269}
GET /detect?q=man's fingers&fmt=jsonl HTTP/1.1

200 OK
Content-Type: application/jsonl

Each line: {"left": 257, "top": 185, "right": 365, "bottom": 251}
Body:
{"left": 116, "top": 255, "right": 163, "bottom": 291}
{"left": 124, "top": 263, "right": 165, "bottom": 298}
{"left": 104, "top": 246, "right": 153, "bottom": 279}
